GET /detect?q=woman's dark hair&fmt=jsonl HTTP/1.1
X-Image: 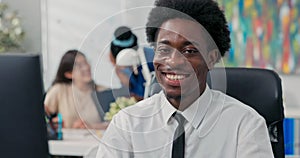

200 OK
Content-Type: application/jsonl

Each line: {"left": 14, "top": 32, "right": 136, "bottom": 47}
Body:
{"left": 146, "top": 0, "right": 231, "bottom": 58}
{"left": 52, "top": 50, "right": 84, "bottom": 85}
{"left": 110, "top": 26, "right": 138, "bottom": 59}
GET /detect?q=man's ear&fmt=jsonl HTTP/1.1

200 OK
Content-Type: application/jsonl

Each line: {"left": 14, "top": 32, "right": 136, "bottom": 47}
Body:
{"left": 64, "top": 72, "right": 73, "bottom": 79}
{"left": 207, "top": 49, "right": 219, "bottom": 70}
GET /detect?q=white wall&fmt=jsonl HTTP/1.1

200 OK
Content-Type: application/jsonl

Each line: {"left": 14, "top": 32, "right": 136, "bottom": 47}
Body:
{"left": 281, "top": 75, "right": 300, "bottom": 118}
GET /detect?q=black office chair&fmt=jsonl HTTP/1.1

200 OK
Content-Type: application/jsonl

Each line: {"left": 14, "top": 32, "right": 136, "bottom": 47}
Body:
{"left": 149, "top": 67, "right": 285, "bottom": 158}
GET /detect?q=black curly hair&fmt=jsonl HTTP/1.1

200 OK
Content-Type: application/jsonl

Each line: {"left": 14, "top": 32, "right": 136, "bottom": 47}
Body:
{"left": 146, "top": 0, "right": 230, "bottom": 57}
{"left": 110, "top": 26, "right": 138, "bottom": 59}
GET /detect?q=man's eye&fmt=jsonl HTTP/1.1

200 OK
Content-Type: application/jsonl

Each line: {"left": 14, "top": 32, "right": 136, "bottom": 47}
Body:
{"left": 156, "top": 48, "right": 171, "bottom": 54}
{"left": 182, "top": 49, "right": 199, "bottom": 54}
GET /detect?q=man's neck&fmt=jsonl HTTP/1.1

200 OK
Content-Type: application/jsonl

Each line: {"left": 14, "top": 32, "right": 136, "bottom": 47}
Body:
{"left": 166, "top": 90, "right": 202, "bottom": 111}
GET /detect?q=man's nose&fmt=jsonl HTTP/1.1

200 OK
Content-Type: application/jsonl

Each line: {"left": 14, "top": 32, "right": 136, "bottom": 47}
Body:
{"left": 166, "top": 49, "right": 186, "bottom": 68}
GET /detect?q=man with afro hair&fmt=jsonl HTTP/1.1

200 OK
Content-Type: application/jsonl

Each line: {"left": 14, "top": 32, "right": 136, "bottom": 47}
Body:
{"left": 97, "top": 0, "right": 273, "bottom": 157}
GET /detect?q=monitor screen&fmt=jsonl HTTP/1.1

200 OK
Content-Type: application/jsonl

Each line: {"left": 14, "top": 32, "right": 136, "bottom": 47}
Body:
{"left": 93, "top": 87, "right": 130, "bottom": 118}
{"left": 0, "top": 54, "right": 48, "bottom": 158}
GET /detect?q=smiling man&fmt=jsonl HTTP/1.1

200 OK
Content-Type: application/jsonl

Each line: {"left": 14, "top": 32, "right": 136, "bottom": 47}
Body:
{"left": 153, "top": 18, "right": 217, "bottom": 111}
{"left": 97, "top": 0, "right": 273, "bottom": 157}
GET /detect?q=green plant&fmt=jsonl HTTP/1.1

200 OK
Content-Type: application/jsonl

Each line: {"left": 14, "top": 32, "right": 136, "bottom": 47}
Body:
{"left": 104, "top": 97, "right": 137, "bottom": 121}
{"left": 0, "top": 2, "right": 25, "bottom": 53}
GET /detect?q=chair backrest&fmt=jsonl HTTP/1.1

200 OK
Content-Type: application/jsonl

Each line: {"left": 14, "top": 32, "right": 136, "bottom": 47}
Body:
{"left": 0, "top": 54, "right": 49, "bottom": 158}
{"left": 149, "top": 67, "right": 285, "bottom": 158}
{"left": 208, "top": 68, "right": 285, "bottom": 158}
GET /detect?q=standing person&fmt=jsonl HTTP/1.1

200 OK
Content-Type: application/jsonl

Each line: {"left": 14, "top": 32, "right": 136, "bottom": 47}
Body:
{"left": 44, "top": 50, "right": 108, "bottom": 129}
{"left": 110, "top": 26, "right": 154, "bottom": 100}
{"left": 97, "top": 0, "right": 273, "bottom": 157}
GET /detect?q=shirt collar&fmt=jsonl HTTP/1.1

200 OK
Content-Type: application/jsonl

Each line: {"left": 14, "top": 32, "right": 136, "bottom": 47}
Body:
{"left": 160, "top": 85, "right": 212, "bottom": 128}
{"left": 182, "top": 85, "right": 212, "bottom": 129}
{"left": 160, "top": 91, "right": 177, "bottom": 125}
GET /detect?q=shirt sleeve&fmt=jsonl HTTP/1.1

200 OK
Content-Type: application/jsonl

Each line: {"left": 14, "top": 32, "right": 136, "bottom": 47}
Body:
{"left": 44, "top": 84, "right": 60, "bottom": 114}
{"left": 237, "top": 113, "right": 274, "bottom": 158}
{"left": 96, "top": 111, "right": 133, "bottom": 158}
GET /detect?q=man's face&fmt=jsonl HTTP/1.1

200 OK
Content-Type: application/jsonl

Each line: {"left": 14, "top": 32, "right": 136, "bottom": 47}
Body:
{"left": 154, "top": 18, "right": 213, "bottom": 101}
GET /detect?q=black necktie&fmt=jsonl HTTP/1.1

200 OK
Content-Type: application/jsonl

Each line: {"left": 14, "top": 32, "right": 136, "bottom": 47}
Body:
{"left": 172, "top": 112, "right": 186, "bottom": 158}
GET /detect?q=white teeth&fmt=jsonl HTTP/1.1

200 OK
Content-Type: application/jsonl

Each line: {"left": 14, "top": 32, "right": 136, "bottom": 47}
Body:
{"left": 166, "top": 74, "right": 185, "bottom": 80}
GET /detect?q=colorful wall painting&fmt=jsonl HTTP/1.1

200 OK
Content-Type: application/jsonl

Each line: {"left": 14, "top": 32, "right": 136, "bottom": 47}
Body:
{"left": 217, "top": 0, "right": 300, "bottom": 74}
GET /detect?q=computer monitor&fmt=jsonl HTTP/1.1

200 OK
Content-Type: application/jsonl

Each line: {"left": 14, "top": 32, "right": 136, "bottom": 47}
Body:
{"left": 0, "top": 54, "right": 49, "bottom": 158}
{"left": 93, "top": 87, "right": 130, "bottom": 119}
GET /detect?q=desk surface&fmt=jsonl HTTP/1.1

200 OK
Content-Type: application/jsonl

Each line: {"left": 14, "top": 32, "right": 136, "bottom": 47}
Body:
{"left": 49, "top": 139, "right": 98, "bottom": 156}
{"left": 48, "top": 129, "right": 103, "bottom": 156}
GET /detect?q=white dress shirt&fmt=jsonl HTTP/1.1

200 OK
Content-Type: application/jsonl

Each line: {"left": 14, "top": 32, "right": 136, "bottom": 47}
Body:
{"left": 96, "top": 85, "right": 274, "bottom": 158}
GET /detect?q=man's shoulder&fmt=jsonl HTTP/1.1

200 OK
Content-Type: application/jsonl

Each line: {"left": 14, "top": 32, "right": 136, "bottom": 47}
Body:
{"left": 123, "top": 92, "right": 161, "bottom": 114}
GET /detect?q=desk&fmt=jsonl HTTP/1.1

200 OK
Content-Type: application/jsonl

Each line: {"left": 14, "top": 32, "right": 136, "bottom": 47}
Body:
{"left": 49, "top": 139, "right": 98, "bottom": 156}
{"left": 48, "top": 129, "right": 103, "bottom": 157}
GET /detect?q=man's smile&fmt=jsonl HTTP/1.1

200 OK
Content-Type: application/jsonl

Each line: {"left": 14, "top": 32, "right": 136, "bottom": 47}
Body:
{"left": 160, "top": 71, "right": 191, "bottom": 86}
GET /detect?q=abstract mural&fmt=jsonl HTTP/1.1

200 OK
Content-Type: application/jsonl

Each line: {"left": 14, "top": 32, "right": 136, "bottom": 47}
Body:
{"left": 217, "top": 0, "right": 300, "bottom": 74}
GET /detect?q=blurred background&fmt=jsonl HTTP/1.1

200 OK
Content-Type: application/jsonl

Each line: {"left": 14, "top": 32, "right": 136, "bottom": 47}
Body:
{"left": 2, "top": 0, "right": 298, "bottom": 115}
{"left": 1, "top": 0, "right": 300, "bottom": 156}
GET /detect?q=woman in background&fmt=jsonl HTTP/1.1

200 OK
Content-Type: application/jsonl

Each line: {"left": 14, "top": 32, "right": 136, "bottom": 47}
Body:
{"left": 44, "top": 50, "right": 108, "bottom": 129}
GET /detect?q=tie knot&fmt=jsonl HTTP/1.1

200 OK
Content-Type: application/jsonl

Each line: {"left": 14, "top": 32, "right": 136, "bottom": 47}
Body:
{"left": 173, "top": 112, "right": 186, "bottom": 125}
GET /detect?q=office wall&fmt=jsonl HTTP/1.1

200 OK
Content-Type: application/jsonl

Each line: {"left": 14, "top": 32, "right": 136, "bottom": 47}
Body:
{"left": 281, "top": 75, "right": 300, "bottom": 118}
